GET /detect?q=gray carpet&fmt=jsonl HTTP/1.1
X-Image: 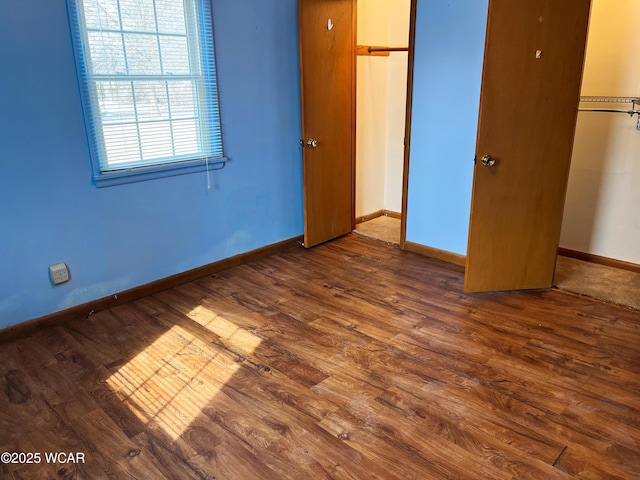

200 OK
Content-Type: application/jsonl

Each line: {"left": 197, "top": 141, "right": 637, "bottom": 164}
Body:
{"left": 353, "top": 216, "right": 400, "bottom": 245}
{"left": 554, "top": 256, "right": 640, "bottom": 311}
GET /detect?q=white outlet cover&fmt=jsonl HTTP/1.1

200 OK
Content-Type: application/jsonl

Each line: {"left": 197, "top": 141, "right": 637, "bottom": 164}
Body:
{"left": 49, "top": 263, "right": 70, "bottom": 285}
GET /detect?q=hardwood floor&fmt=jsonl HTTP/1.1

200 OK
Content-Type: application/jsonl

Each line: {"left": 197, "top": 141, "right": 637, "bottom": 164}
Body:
{"left": 1, "top": 234, "right": 639, "bottom": 479}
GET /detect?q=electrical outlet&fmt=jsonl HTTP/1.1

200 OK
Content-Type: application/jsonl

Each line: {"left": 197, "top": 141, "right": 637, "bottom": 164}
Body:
{"left": 49, "top": 263, "right": 70, "bottom": 285}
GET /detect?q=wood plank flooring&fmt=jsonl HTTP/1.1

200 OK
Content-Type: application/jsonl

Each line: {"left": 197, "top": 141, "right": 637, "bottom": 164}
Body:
{"left": 1, "top": 234, "right": 639, "bottom": 479}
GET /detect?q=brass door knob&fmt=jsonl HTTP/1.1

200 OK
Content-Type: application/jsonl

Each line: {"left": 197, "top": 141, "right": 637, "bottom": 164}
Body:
{"left": 481, "top": 154, "right": 496, "bottom": 167}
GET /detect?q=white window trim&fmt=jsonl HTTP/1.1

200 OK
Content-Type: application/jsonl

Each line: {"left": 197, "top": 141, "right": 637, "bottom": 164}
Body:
{"left": 67, "top": 0, "right": 225, "bottom": 187}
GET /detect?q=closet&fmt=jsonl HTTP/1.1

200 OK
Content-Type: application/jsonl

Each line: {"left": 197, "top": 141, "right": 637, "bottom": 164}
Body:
{"left": 560, "top": 0, "right": 640, "bottom": 266}
{"left": 353, "top": 0, "right": 411, "bottom": 245}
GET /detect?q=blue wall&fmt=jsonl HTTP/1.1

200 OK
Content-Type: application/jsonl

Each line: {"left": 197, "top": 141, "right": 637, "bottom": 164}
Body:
{"left": 0, "top": 0, "right": 303, "bottom": 327}
{"left": 406, "top": 0, "right": 488, "bottom": 255}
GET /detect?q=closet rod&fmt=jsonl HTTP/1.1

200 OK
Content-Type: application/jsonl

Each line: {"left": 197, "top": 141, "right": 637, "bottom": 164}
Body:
{"left": 578, "top": 107, "right": 640, "bottom": 130}
{"left": 578, "top": 97, "right": 640, "bottom": 129}
{"left": 367, "top": 46, "right": 408, "bottom": 53}
{"left": 356, "top": 45, "right": 409, "bottom": 56}
{"left": 578, "top": 108, "right": 639, "bottom": 115}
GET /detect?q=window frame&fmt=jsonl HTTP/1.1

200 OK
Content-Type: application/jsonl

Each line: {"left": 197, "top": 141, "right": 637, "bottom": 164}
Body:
{"left": 67, "top": 0, "right": 226, "bottom": 187}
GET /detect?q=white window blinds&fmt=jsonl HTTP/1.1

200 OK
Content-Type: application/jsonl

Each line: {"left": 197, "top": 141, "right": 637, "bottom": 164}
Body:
{"left": 68, "top": 0, "right": 223, "bottom": 175}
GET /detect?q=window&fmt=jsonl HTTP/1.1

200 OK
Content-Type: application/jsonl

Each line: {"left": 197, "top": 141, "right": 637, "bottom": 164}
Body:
{"left": 67, "top": 0, "right": 224, "bottom": 186}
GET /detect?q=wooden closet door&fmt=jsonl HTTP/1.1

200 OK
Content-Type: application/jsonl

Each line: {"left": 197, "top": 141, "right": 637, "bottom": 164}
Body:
{"left": 465, "top": 0, "right": 591, "bottom": 292}
{"left": 298, "top": 0, "right": 355, "bottom": 248}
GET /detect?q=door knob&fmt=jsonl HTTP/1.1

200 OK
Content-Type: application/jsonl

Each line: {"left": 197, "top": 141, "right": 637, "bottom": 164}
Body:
{"left": 481, "top": 154, "right": 496, "bottom": 167}
{"left": 306, "top": 138, "right": 318, "bottom": 148}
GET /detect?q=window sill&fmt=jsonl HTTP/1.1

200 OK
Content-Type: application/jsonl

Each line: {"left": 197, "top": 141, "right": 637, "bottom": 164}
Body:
{"left": 93, "top": 157, "right": 227, "bottom": 188}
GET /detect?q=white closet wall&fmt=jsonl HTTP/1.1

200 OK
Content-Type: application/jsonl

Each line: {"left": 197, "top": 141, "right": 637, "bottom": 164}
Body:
{"left": 356, "top": 0, "right": 410, "bottom": 217}
{"left": 560, "top": 0, "right": 640, "bottom": 264}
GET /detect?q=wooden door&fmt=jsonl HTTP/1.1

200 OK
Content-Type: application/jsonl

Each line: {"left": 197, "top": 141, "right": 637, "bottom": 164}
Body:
{"left": 464, "top": 0, "right": 591, "bottom": 292}
{"left": 298, "top": 0, "right": 355, "bottom": 248}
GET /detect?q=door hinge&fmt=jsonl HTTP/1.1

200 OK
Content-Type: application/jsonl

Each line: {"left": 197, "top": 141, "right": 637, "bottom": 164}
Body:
{"left": 473, "top": 154, "right": 477, "bottom": 165}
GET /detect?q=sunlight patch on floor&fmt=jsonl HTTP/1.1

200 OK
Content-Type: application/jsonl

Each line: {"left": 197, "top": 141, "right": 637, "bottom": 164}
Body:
{"left": 107, "top": 306, "right": 262, "bottom": 441}
{"left": 188, "top": 305, "right": 262, "bottom": 353}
